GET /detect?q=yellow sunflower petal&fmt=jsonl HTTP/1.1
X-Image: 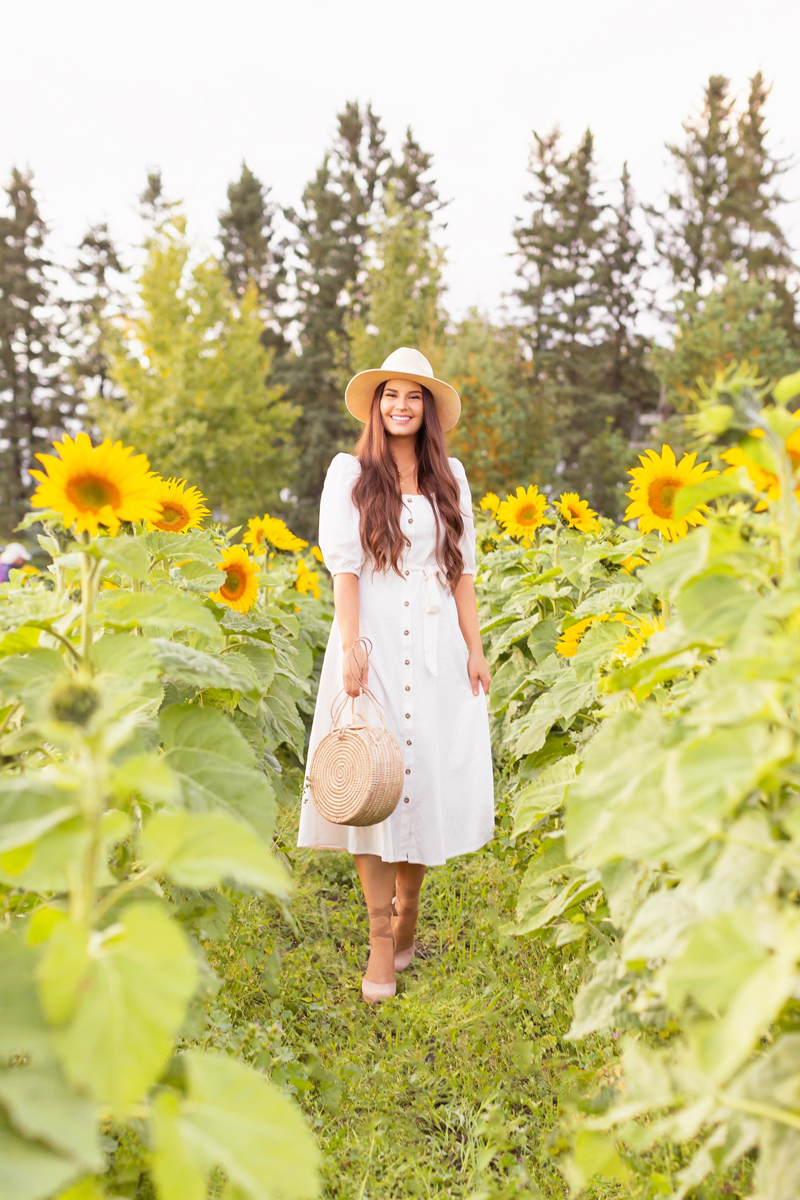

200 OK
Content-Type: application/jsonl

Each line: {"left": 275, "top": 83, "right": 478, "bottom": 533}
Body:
{"left": 30, "top": 432, "right": 161, "bottom": 536}
{"left": 625, "top": 445, "right": 717, "bottom": 541}
{"left": 209, "top": 543, "right": 259, "bottom": 613}
{"left": 148, "top": 477, "right": 209, "bottom": 533}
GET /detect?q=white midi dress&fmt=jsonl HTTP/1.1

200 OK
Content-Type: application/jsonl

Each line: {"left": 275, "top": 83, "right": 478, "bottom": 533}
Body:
{"left": 297, "top": 452, "right": 495, "bottom": 866}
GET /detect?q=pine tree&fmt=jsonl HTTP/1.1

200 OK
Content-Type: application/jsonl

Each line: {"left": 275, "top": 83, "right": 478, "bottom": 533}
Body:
{"left": 348, "top": 183, "right": 446, "bottom": 373}
{"left": 218, "top": 162, "right": 287, "bottom": 355}
{"left": 514, "top": 131, "right": 656, "bottom": 516}
{"left": 68, "top": 222, "right": 125, "bottom": 408}
{"left": 281, "top": 103, "right": 394, "bottom": 535}
{"left": 0, "top": 168, "right": 72, "bottom": 536}
{"left": 654, "top": 74, "right": 794, "bottom": 296}
{"left": 97, "top": 198, "right": 296, "bottom": 526}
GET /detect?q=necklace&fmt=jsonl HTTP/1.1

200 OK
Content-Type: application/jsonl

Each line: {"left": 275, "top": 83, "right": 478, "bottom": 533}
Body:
{"left": 398, "top": 463, "right": 417, "bottom": 487}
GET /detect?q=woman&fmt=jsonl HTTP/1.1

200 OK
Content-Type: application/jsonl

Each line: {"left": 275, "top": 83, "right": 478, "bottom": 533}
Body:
{"left": 298, "top": 347, "right": 495, "bottom": 1003}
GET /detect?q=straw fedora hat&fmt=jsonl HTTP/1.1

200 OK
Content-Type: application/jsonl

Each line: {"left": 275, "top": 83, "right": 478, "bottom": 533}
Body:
{"left": 345, "top": 347, "right": 461, "bottom": 432}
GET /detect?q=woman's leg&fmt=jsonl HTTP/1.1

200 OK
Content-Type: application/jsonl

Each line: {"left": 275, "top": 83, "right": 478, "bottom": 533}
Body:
{"left": 354, "top": 854, "right": 398, "bottom": 986}
{"left": 393, "top": 862, "right": 426, "bottom": 965}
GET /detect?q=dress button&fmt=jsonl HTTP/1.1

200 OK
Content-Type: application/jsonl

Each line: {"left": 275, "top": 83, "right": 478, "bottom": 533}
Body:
{"left": 404, "top": 601, "right": 409, "bottom": 607}
{"left": 404, "top": 629, "right": 409, "bottom": 635}
{"left": 405, "top": 685, "right": 410, "bottom": 691}
{"left": 404, "top": 797, "right": 410, "bottom": 804}
{"left": 406, "top": 739, "right": 411, "bottom": 745}
{"left": 405, "top": 712, "right": 410, "bottom": 719}
{"left": 405, "top": 659, "right": 410, "bottom": 665}
{"left": 409, "top": 519, "right": 413, "bottom": 524}
{"left": 404, "top": 570, "right": 409, "bottom": 576}
{"left": 405, "top": 768, "right": 411, "bottom": 775}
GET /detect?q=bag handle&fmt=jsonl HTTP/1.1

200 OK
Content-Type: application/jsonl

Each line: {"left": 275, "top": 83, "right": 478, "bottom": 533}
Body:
{"left": 328, "top": 636, "right": 399, "bottom": 739}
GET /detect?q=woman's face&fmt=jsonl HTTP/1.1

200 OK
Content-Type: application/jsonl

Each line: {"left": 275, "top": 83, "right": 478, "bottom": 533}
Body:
{"left": 379, "top": 378, "right": 424, "bottom": 440}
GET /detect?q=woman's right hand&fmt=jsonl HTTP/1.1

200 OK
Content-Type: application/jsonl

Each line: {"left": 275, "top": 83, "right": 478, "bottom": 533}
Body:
{"left": 343, "top": 640, "right": 369, "bottom": 696}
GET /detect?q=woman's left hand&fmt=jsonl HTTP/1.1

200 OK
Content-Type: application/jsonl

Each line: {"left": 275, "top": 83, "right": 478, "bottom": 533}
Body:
{"left": 467, "top": 651, "right": 491, "bottom": 697}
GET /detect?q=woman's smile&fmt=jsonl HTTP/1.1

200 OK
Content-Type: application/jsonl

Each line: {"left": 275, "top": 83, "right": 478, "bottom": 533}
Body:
{"left": 380, "top": 378, "right": 425, "bottom": 439}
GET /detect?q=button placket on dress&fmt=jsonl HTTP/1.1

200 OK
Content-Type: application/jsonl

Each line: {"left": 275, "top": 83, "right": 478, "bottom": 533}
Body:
{"left": 400, "top": 497, "right": 415, "bottom": 846}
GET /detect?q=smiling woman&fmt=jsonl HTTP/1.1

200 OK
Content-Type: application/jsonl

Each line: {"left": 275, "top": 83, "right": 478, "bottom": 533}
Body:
{"left": 298, "top": 347, "right": 495, "bottom": 1006}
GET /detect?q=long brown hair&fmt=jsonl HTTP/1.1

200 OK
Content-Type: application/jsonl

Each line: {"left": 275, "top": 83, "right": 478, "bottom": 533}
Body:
{"left": 351, "top": 382, "right": 465, "bottom": 591}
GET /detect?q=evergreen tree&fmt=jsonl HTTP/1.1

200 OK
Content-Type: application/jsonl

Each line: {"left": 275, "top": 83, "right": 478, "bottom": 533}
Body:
{"left": 218, "top": 162, "right": 287, "bottom": 355}
{"left": 514, "top": 131, "right": 656, "bottom": 516}
{"left": 283, "top": 103, "right": 427, "bottom": 535}
{"left": 68, "top": 222, "right": 125, "bottom": 408}
{"left": 348, "top": 183, "right": 446, "bottom": 373}
{"left": 0, "top": 168, "right": 72, "bottom": 536}
{"left": 653, "top": 267, "right": 800, "bottom": 421}
{"left": 97, "top": 199, "right": 296, "bottom": 526}
{"left": 653, "top": 74, "right": 794, "bottom": 299}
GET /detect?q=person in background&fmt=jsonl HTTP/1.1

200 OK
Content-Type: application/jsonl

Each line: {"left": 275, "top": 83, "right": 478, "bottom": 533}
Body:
{"left": 0, "top": 542, "right": 32, "bottom": 583}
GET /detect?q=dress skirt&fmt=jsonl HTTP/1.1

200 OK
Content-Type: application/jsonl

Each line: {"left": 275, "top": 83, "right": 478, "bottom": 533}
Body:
{"left": 297, "top": 453, "right": 495, "bottom": 867}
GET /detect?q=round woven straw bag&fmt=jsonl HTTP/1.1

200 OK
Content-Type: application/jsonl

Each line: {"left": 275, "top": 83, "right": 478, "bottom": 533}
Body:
{"left": 308, "top": 640, "right": 403, "bottom": 827}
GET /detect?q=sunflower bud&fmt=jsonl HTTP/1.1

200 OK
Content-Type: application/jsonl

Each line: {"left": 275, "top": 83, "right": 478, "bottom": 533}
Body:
{"left": 49, "top": 679, "right": 100, "bottom": 727}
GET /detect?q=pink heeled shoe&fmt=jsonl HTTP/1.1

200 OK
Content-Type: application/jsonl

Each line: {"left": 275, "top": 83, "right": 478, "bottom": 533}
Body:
{"left": 392, "top": 887, "right": 420, "bottom": 972}
{"left": 361, "top": 903, "right": 396, "bottom": 1005}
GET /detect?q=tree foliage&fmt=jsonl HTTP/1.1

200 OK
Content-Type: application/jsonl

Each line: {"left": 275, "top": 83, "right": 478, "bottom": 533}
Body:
{"left": 97, "top": 206, "right": 297, "bottom": 527}
{"left": 514, "top": 131, "right": 658, "bottom": 517}
{"left": 0, "top": 170, "right": 74, "bottom": 537}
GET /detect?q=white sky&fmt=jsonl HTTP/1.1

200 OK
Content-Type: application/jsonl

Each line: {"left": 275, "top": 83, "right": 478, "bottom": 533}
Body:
{"left": 2, "top": 0, "right": 799, "bottom": 319}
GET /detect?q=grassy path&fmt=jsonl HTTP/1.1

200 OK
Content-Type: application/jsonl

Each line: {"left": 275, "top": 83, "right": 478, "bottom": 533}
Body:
{"left": 202, "top": 797, "right": 584, "bottom": 1200}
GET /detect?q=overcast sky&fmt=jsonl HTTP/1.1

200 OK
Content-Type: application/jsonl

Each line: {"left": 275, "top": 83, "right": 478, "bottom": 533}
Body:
{"left": 2, "top": 0, "right": 799, "bottom": 318}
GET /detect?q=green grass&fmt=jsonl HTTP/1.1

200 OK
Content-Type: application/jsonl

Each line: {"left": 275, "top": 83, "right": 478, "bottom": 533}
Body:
{"left": 203, "top": 798, "right": 575, "bottom": 1198}
{"left": 192, "top": 785, "right": 749, "bottom": 1200}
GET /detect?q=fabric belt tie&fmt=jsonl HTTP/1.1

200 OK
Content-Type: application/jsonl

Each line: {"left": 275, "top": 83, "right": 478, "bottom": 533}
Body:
{"left": 406, "top": 564, "right": 445, "bottom": 676}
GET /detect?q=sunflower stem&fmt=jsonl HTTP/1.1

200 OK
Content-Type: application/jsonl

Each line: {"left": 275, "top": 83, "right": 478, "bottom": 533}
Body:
{"left": 75, "top": 743, "right": 105, "bottom": 922}
{"left": 79, "top": 536, "right": 98, "bottom": 671}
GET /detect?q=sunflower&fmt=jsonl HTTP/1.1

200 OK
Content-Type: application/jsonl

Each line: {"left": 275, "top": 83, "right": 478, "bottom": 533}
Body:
{"left": 624, "top": 445, "right": 718, "bottom": 542}
{"left": 619, "top": 553, "right": 646, "bottom": 575}
{"left": 244, "top": 517, "right": 270, "bottom": 555}
{"left": 615, "top": 615, "right": 665, "bottom": 660}
{"left": 209, "top": 544, "right": 259, "bottom": 612}
{"left": 721, "top": 426, "right": 800, "bottom": 510}
{"left": 556, "top": 613, "right": 629, "bottom": 658}
{"left": 29, "top": 433, "right": 161, "bottom": 536}
{"left": 148, "top": 477, "right": 209, "bottom": 533}
{"left": 244, "top": 514, "right": 308, "bottom": 554}
{"left": 295, "top": 559, "right": 321, "bottom": 600}
{"left": 264, "top": 516, "right": 308, "bottom": 553}
{"left": 555, "top": 492, "right": 601, "bottom": 534}
{"left": 310, "top": 545, "right": 325, "bottom": 564}
{"left": 496, "top": 486, "right": 549, "bottom": 543}
{"left": 479, "top": 492, "right": 500, "bottom": 515}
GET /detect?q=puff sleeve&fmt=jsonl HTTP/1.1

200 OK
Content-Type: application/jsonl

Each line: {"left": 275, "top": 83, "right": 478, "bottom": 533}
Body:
{"left": 318, "top": 453, "right": 366, "bottom": 576}
{"left": 450, "top": 457, "right": 477, "bottom": 576}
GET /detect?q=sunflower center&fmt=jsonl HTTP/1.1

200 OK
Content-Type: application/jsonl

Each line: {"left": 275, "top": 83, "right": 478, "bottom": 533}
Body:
{"left": 66, "top": 474, "right": 121, "bottom": 512}
{"left": 221, "top": 567, "right": 245, "bottom": 598}
{"left": 159, "top": 504, "right": 189, "bottom": 529}
{"left": 517, "top": 505, "right": 540, "bottom": 524}
{"left": 648, "top": 477, "right": 682, "bottom": 519}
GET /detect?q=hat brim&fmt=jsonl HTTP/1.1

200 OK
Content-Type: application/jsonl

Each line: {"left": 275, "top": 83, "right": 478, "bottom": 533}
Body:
{"left": 345, "top": 370, "right": 461, "bottom": 433}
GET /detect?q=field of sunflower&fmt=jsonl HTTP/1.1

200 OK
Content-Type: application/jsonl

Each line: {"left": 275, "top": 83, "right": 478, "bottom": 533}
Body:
{"left": 0, "top": 433, "right": 332, "bottom": 1199}
{"left": 477, "top": 364, "right": 800, "bottom": 1195}
{"left": 4, "top": 363, "right": 800, "bottom": 1200}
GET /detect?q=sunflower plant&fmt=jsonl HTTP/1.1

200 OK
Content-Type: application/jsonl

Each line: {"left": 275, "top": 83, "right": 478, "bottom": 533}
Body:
{"left": 0, "top": 435, "right": 327, "bottom": 1200}
{"left": 475, "top": 367, "right": 800, "bottom": 1195}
